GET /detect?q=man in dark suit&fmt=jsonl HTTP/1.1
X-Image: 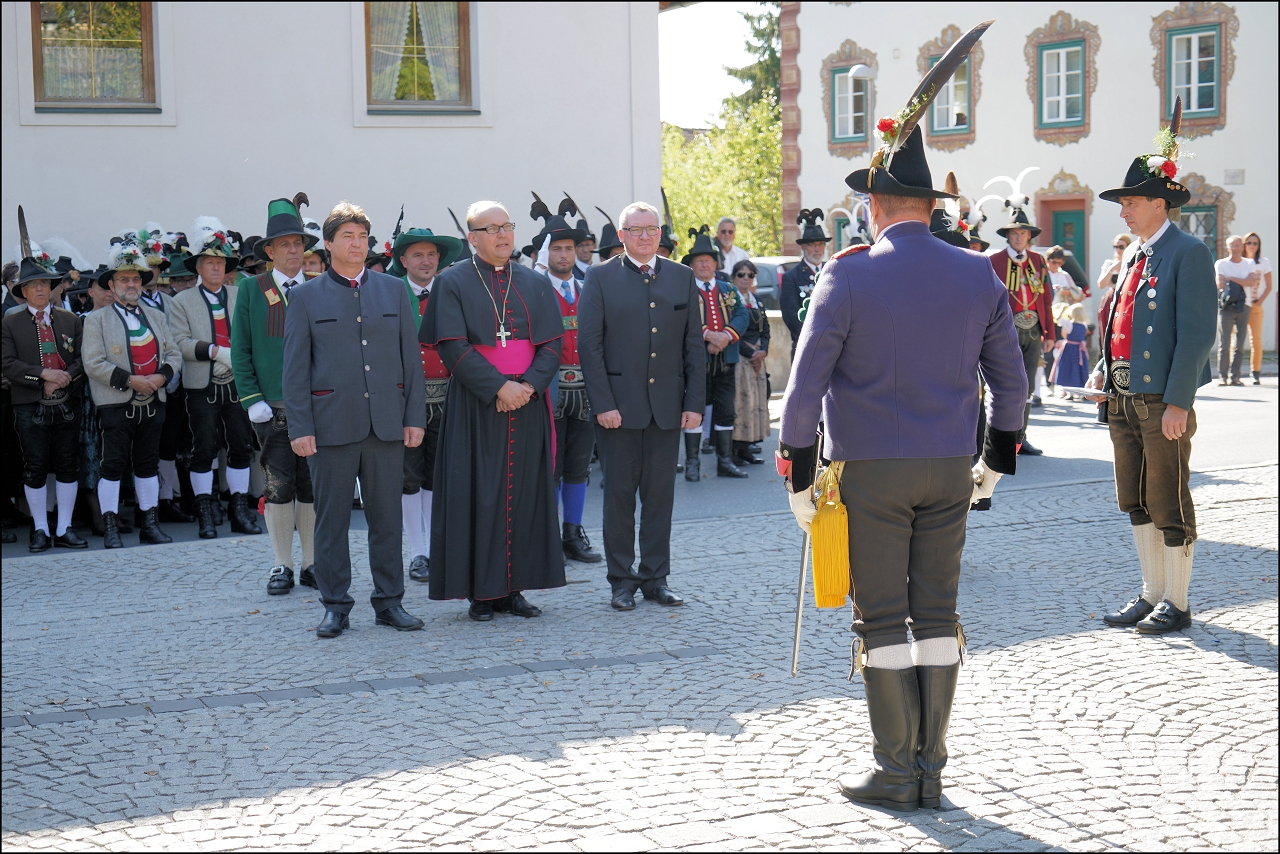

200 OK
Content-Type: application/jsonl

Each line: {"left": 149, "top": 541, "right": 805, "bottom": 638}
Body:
{"left": 283, "top": 202, "right": 427, "bottom": 639}
{"left": 779, "top": 210, "right": 831, "bottom": 357}
{"left": 577, "top": 202, "right": 705, "bottom": 611}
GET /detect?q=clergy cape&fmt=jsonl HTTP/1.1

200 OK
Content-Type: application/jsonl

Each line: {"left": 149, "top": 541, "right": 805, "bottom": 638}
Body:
{"left": 420, "top": 258, "right": 566, "bottom": 601}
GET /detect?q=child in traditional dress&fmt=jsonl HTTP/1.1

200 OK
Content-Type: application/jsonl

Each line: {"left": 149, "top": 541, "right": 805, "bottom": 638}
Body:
{"left": 1051, "top": 302, "right": 1090, "bottom": 397}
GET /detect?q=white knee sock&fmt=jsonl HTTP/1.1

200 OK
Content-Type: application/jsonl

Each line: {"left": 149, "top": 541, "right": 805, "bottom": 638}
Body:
{"left": 55, "top": 481, "right": 78, "bottom": 536}
{"left": 295, "top": 501, "right": 316, "bottom": 568}
{"left": 226, "top": 466, "right": 250, "bottom": 496}
{"left": 1164, "top": 543, "right": 1194, "bottom": 611}
{"left": 24, "top": 485, "right": 49, "bottom": 535}
{"left": 866, "top": 643, "right": 914, "bottom": 670}
{"left": 97, "top": 478, "right": 121, "bottom": 516}
{"left": 913, "top": 636, "right": 960, "bottom": 667}
{"left": 134, "top": 475, "right": 159, "bottom": 511}
{"left": 1133, "top": 524, "right": 1165, "bottom": 604}
{"left": 263, "top": 501, "right": 296, "bottom": 568}
{"left": 157, "top": 459, "right": 178, "bottom": 501}
{"left": 1034, "top": 365, "right": 1045, "bottom": 395}
{"left": 191, "top": 469, "right": 215, "bottom": 496}
{"left": 420, "top": 489, "right": 433, "bottom": 552}
{"left": 402, "top": 492, "right": 426, "bottom": 557}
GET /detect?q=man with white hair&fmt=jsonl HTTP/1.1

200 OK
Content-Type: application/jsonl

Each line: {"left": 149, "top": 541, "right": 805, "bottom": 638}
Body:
{"left": 716, "top": 217, "right": 749, "bottom": 274}
{"left": 577, "top": 202, "right": 705, "bottom": 611}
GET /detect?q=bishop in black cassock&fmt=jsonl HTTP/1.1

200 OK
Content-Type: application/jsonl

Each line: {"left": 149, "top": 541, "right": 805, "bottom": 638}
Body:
{"left": 421, "top": 237, "right": 565, "bottom": 621}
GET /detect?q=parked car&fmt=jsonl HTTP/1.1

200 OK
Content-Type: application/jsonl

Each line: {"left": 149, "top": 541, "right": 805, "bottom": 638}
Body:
{"left": 747, "top": 255, "right": 800, "bottom": 310}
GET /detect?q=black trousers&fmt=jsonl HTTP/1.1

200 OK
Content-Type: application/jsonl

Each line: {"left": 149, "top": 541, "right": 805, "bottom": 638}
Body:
{"left": 839, "top": 457, "right": 972, "bottom": 649}
{"left": 554, "top": 415, "right": 595, "bottom": 484}
{"left": 99, "top": 402, "right": 165, "bottom": 481}
{"left": 309, "top": 429, "right": 405, "bottom": 615}
{"left": 1016, "top": 325, "right": 1042, "bottom": 432}
{"left": 158, "top": 385, "right": 191, "bottom": 463}
{"left": 187, "top": 382, "right": 253, "bottom": 472}
{"left": 253, "top": 408, "right": 314, "bottom": 504}
{"left": 596, "top": 418, "right": 680, "bottom": 595}
{"left": 13, "top": 401, "right": 80, "bottom": 487}
{"left": 402, "top": 409, "right": 442, "bottom": 494}
{"left": 705, "top": 359, "right": 736, "bottom": 427}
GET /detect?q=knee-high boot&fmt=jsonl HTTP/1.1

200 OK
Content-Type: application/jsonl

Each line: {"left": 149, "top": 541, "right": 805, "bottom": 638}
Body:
{"left": 838, "top": 666, "right": 921, "bottom": 812}
{"left": 916, "top": 663, "right": 960, "bottom": 809}
{"left": 683, "top": 432, "right": 701, "bottom": 482}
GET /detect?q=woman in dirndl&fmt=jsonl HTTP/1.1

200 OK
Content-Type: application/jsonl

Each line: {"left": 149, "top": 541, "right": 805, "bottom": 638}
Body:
{"left": 730, "top": 259, "right": 770, "bottom": 466}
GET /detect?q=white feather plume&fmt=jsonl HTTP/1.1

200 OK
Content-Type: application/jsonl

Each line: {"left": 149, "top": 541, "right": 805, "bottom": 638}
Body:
{"left": 190, "top": 216, "right": 229, "bottom": 252}
{"left": 983, "top": 167, "right": 1039, "bottom": 210}
{"left": 37, "top": 237, "right": 90, "bottom": 271}
{"left": 968, "top": 194, "right": 1003, "bottom": 229}
{"left": 106, "top": 238, "right": 150, "bottom": 272}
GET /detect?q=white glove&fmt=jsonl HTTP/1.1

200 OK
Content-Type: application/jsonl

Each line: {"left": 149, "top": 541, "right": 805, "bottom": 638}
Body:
{"left": 971, "top": 459, "right": 1002, "bottom": 504}
{"left": 247, "top": 401, "right": 274, "bottom": 423}
{"left": 213, "top": 347, "right": 233, "bottom": 369}
{"left": 788, "top": 487, "right": 817, "bottom": 535}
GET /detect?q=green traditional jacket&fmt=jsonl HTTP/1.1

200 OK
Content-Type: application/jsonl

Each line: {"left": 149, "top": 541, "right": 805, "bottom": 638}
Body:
{"left": 231, "top": 270, "right": 315, "bottom": 409}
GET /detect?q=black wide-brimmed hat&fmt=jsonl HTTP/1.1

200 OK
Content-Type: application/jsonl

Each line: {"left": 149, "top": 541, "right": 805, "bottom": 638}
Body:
{"left": 530, "top": 194, "right": 585, "bottom": 251}
{"left": 996, "top": 205, "right": 1041, "bottom": 239}
{"left": 14, "top": 257, "right": 60, "bottom": 292}
{"left": 797, "top": 209, "right": 831, "bottom": 244}
{"left": 256, "top": 194, "right": 319, "bottom": 261}
{"left": 929, "top": 174, "right": 972, "bottom": 248}
{"left": 365, "top": 235, "right": 391, "bottom": 269}
{"left": 594, "top": 206, "right": 624, "bottom": 255}
{"left": 239, "top": 237, "right": 263, "bottom": 269}
{"left": 846, "top": 127, "right": 956, "bottom": 200}
{"left": 659, "top": 224, "right": 677, "bottom": 253}
{"left": 967, "top": 223, "right": 990, "bottom": 253}
{"left": 929, "top": 210, "right": 970, "bottom": 248}
{"left": 680, "top": 225, "right": 720, "bottom": 265}
{"left": 1099, "top": 98, "right": 1190, "bottom": 207}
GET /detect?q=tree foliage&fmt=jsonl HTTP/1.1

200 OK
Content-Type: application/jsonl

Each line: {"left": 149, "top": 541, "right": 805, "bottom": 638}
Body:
{"left": 724, "top": 2, "right": 781, "bottom": 120}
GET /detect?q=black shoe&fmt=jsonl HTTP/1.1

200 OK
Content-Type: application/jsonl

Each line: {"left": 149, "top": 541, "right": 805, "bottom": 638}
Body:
{"left": 611, "top": 589, "right": 636, "bottom": 611}
{"left": 54, "top": 529, "right": 88, "bottom": 550}
{"left": 1102, "top": 595, "right": 1156, "bottom": 627}
{"left": 1253, "top": 372, "right": 1262, "bottom": 386}
{"left": 715, "top": 431, "right": 748, "bottom": 478}
{"left": 102, "top": 511, "right": 123, "bottom": 549}
{"left": 29, "top": 529, "right": 52, "bottom": 552}
{"left": 837, "top": 666, "right": 921, "bottom": 813}
{"left": 642, "top": 585, "right": 683, "bottom": 606}
{"left": 228, "top": 493, "right": 262, "bottom": 534}
{"left": 469, "top": 599, "right": 495, "bottom": 622}
{"left": 375, "top": 604, "right": 424, "bottom": 631}
{"left": 409, "top": 554, "right": 430, "bottom": 582}
{"left": 138, "top": 507, "right": 172, "bottom": 545}
{"left": 748, "top": 443, "right": 762, "bottom": 455}
{"left": 1136, "top": 600, "right": 1192, "bottom": 634}
{"left": 157, "top": 498, "right": 195, "bottom": 524}
{"left": 495, "top": 592, "right": 542, "bottom": 618}
{"left": 1230, "top": 378, "right": 1245, "bottom": 387}
{"left": 684, "top": 432, "right": 701, "bottom": 482}
{"left": 1031, "top": 395, "right": 1043, "bottom": 407}
{"left": 732, "top": 440, "right": 763, "bottom": 465}
{"left": 700, "top": 438, "right": 713, "bottom": 455}
{"left": 195, "top": 495, "right": 218, "bottom": 539}
{"left": 211, "top": 497, "right": 226, "bottom": 527}
{"left": 917, "top": 662, "right": 960, "bottom": 809}
{"left": 267, "top": 565, "right": 295, "bottom": 595}
{"left": 1017, "top": 440, "right": 1043, "bottom": 456}
{"left": 298, "top": 565, "right": 318, "bottom": 588}
{"left": 562, "top": 523, "right": 603, "bottom": 563}
{"left": 1, "top": 529, "right": 15, "bottom": 544}
{"left": 316, "top": 610, "right": 349, "bottom": 638}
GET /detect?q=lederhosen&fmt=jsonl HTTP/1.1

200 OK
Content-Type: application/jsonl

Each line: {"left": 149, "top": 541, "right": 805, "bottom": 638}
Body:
{"left": 12, "top": 309, "right": 80, "bottom": 488}
{"left": 99, "top": 304, "right": 166, "bottom": 482}
{"left": 403, "top": 278, "right": 448, "bottom": 494}
{"left": 550, "top": 277, "right": 593, "bottom": 485}
{"left": 697, "top": 281, "right": 738, "bottom": 428}
{"left": 186, "top": 287, "right": 253, "bottom": 474}
{"left": 251, "top": 274, "right": 314, "bottom": 504}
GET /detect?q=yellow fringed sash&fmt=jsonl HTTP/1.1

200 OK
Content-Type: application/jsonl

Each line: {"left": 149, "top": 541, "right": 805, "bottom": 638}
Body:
{"left": 811, "top": 461, "right": 850, "bottom": 609}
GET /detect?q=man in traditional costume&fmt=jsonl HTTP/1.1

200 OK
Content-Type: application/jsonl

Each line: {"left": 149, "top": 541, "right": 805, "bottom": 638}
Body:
{"left": 573, "top": 214, "right": 595, "bottom": 280}
{"left": 781, "top": 209, "right": 831, "bottom": 357}
{"left": 385, "top": 220, "right": 463, "bottom": 583}
{"left": 169, "top": 217, "right": 262, "bottom": 539}
{"left": 233, "top": 195, "right": 321, "bottom": 595}
{"left": 152, "top": 234, "right": 197, "bottom": 523}
{"left": 779, "top": 21, "right": 1025, "bottom": 812}
{"left": 82, "top": 238, "right": 183, "bottom": 548}
{"left": 420, "top": 201, "right": 565, "bottom": 622}
{"left": 595, "top": 215, "right": 625, "bottom": 262}
{"left": 1088, "top": 101, "right": 1216, "bottom": 636}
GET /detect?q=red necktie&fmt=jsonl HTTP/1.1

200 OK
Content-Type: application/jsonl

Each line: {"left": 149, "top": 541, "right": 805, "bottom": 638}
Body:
{"left": 640, "top": 264, "right": 651, "bottom": 276}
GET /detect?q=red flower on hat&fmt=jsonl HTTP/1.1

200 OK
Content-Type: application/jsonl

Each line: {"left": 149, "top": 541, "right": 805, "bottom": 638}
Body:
{"left": 958, "top": 220, "right": 970, "bottom": 232}
{"left": 1160, "top": 160, "right": 1177, "bottom": 179}
{"left": 876, "top": 117, "right": 897, "bottom": 135}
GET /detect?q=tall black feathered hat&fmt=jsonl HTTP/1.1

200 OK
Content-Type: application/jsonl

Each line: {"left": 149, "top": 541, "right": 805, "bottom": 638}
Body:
{"left": 530, "top": 193, "right": 586, "bottom": 250}
{"left": 680, "top": 224, "right": 720, "bottom": 265}
{"left": 797, "top": 208, "right": 831, "bottom": 244}
{"left": 12, "top": 207, "right": 61, "bottom": 292}
{"left": 1099, "top": 97, "right": 1190, "bottom": 208}
{"left": 256, "top": 193, "right": 318, "bottom": 261}
{"left": 595, "top": 207, "right": 623, "bottom": 255}
{"left": 567, "top": 193, "right": 594, "bottom": 242}
{"left": 846, "top": 20, "right": 992, "bottom": 199}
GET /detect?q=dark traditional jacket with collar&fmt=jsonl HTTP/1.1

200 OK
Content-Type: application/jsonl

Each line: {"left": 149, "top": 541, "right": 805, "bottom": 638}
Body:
{"left": 231, "top": 270, "right": 317, "bottom": 409}
{"left": 1, "top": 305, "right": 85, "bottom": 406}
{"left": 780, "top": 260, "right": 819, "bottom": 342}
{"left": 1095, "top": 221, "right": 1216, "bottom": 409}
{"left": 694, "top": 278, "right": 749, "bottom": 365}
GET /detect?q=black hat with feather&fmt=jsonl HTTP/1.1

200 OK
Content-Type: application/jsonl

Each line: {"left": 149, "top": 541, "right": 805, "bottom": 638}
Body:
{"left": 796, "top": 208, "right": 831, "bottom": 244}
{"left": 846, "top": 20, "right": 993, "bottom": 199}
{"left": 680, "top": 224, "right": 720, "bottom": 265}
{"left": 595, "top": 207, "right": 623, "bottom": 256}
{"left": 12, "top": 207, "right": 61, "bottom": 291}
{"left": 1099, "top": 97, "right": 1191, "bottom": 208}
{"left": 530, "top": 193, "right": 586, "bottom": 251}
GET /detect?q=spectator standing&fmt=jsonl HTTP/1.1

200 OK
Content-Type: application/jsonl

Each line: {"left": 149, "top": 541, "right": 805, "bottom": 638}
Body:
{"left": 1242, "top": 232, "right": 1272, "bottom": 385}
{"left": 1214, "top": 235, "right": 1258, "bottom": 386}
{"left": 1096, "top": 234, "right": 1133, "bottom": 354}
{"left": 1047, "top": 246, "right": 1083, "bottom": 305}
{"left": 780, "top": 210, "right": 830, "bottom": 358}
{"left": 730, "top": 259, "right": 769, "bottom": 466}
{"left": 1050, "top": 302, "right": 1090, "bottom": 395}
{"left": 716, "top": 217, "right": 749, "bottom": 275}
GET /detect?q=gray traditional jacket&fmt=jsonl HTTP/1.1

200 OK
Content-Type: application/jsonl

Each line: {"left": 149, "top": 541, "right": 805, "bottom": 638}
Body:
{"left": 168, "top": 283, "right": 240, "bottom": 390}
{"left": 81, "top": 302, "right": 181, "bottom": 407}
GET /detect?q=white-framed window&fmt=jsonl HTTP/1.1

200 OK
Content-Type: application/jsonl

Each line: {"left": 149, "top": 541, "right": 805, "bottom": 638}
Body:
{"left": 930, "top": 57, "right": 968, "bottom": 132}
{"left": 1171, "top": 28, "right": 1217, "bottom": 113}
{"left": 1041, "top": 44, "right": 1083, "bottom": 124}
{"left": 833, "top": 72, "right": 866, "bottom": 140}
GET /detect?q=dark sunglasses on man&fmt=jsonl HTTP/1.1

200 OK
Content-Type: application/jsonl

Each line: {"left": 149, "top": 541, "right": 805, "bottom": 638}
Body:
{"left": 735, "top": 271, "right": 754, "bottom": 279}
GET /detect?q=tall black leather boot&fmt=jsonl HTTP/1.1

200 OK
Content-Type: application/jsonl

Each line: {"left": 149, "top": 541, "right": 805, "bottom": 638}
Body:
{"left": 683, "top": 432, "right": 701, "bottom": 482}
{"left": 838, "top": 666, "right": 921, "bottom": 812}
{"left": 196, "top": 494, "right": 218, "bottom": 539}
{"left": 715, "top": 431, "right": 748, "bottom": 478}
{"left": 101, "top": 511, "right": 123, "bottom": 549}
{"left": 229, "top": 493, "right": 262, "bottom": 534}
{"left": 138, "top": 506, "right": 173, "bottom": 545}
{"left": 916, "top": 663, "right": 960, "bottom": 809}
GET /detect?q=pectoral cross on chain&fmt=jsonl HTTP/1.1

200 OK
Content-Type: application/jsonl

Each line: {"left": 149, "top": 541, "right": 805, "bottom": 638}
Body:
{"left": 497, "top": 325, "right": 511, "bottom": 347}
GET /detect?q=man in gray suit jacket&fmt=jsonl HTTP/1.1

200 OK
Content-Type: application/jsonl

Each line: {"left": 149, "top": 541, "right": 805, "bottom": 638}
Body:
{"left": 282, "top": 203, "right": 427, "bottom": 638}
{"left": 577, "top": 202, "right": 705, "bottom": 611}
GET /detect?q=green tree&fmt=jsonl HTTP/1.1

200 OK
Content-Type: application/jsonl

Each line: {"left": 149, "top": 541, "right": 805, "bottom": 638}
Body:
{"left": 724, "top": 2, "right": 780, "bottom": 119}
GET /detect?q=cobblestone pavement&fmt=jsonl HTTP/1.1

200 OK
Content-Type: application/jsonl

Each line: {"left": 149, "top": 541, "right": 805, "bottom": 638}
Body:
{"left": 2, "top": 464, "right": 1275, "bottom": 851}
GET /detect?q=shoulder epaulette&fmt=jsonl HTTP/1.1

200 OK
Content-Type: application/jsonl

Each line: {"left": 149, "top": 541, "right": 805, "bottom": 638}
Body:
{"left": 832, "top": 244, "right": 872, "bottom": 261}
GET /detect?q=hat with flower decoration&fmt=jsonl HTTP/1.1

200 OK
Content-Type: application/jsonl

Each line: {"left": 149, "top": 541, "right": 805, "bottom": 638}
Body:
{"left": 1099, "top": 97, "right": 1190, "bottom": 208}
{"left": 12, "top": 207, "right": 62, "bottom": 292}
{"left": 184, "top": 216, "right": 239, "bottom": 274}
{"left": 99, "top": 235, "right": 155, "bottom": 287}
{"left": 846, "top": 20, "right": 992, "bottom": 199}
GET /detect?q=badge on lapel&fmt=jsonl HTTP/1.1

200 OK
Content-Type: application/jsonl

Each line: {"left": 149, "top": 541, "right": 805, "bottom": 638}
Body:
{"left": 265, "top": 290, "right": 281, "bottom": 306}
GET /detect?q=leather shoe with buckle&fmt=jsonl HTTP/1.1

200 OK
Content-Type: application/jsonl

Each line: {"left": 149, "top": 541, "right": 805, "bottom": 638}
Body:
{"left": 611, "top": 589, "right": 636, "bottom": 611}
{"left": 267, "top": 565, "right": 294, "bottom": 595}
{"left": 375, "top": 604, "right": 424, "bottom": 631}
{"left": 29, "top": 529, "right": 52, "bottom": 552}
{"left": 469, "top": 599, "right": 495, "bottom": 622}
{"left": 496, "top": 592, "right": 542, "bottom": 618}
{"left": 409, "top": 554, "right": 430, "bottom": 582}
{"left": 1103, "top": 595, "right": 1155, "bottom": 627}
{"left": 299, "top": 565, "right": 318, "bottom": 588}
{"left": 1136, "top": 600, "right": 1192, "bottom": 634}
{"left": 54, "top": 529, "right": 88, "bottom": 549}
{"left": 642, "top": 585, "right": 684, "bottom": 606}
{"left": 316, "top": 610, "right": 349, "bottom": 638}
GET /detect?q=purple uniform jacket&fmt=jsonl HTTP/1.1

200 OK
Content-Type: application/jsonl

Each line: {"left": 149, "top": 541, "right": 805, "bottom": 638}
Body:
{"left": 779, "top": 220, "right": 1026, "bottom": 461}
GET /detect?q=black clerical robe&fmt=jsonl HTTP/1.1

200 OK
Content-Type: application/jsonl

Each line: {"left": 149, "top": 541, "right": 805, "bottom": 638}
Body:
{"left": 421, "top": 257, "right": 566, "bottom": 601}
